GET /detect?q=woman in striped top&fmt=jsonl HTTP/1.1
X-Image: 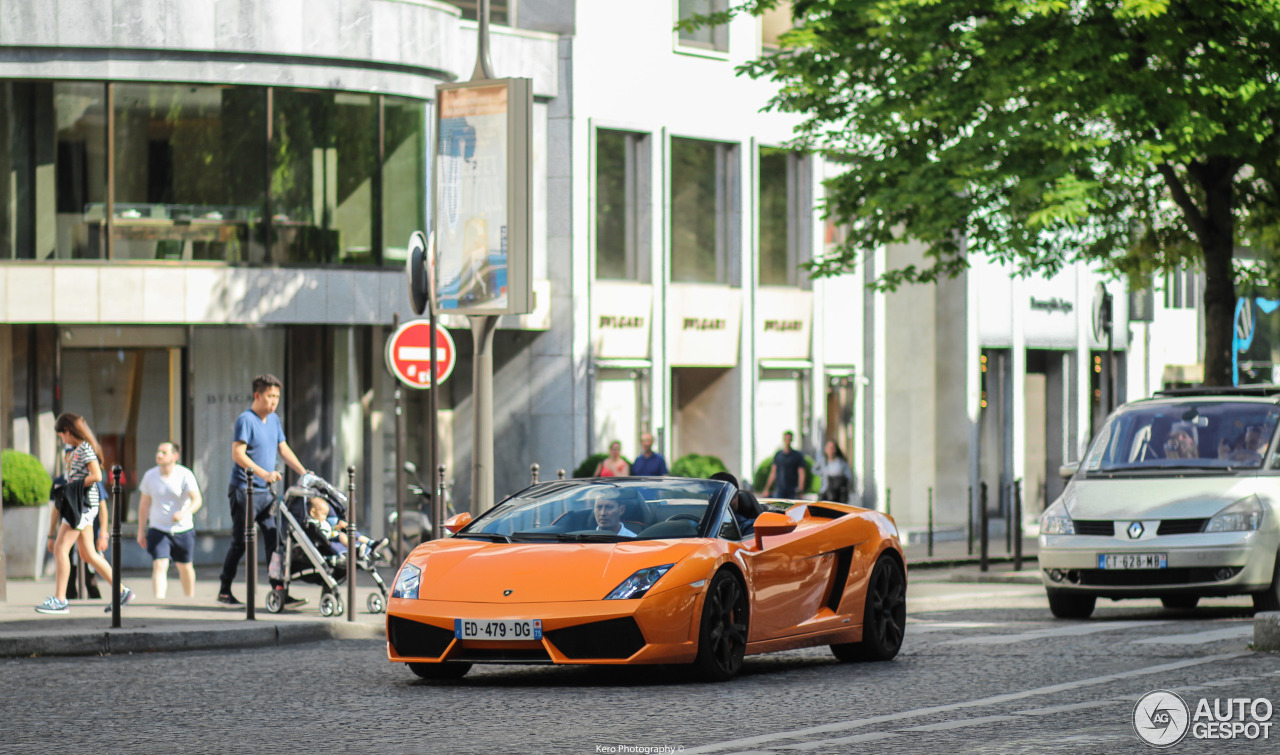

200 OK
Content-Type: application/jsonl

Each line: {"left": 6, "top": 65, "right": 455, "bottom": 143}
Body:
{"left": 35, "top": 413, "right": 134, "bottom": 614}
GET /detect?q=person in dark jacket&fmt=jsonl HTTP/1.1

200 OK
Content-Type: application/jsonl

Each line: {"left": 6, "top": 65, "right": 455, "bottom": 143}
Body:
{"left": 36, "top": 413, "right": 135, "bottom": 614}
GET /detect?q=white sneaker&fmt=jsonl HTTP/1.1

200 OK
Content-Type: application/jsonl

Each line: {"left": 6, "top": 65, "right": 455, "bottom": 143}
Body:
{"left": 104, "top": 586, "right": 135, "bottom": 613}
{"left": 36, "top": 596, "right": 69, "bottom": 614}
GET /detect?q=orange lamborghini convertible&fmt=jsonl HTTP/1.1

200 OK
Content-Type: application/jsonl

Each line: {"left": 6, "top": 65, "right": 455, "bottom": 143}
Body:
{"left": 386, "top": 476, "right": 905, "bottom": 681}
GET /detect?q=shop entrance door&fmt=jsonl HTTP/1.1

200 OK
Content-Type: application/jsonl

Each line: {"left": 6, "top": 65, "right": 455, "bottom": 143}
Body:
{"left": 60, "top": 341, "right": 183, "bottom": 517}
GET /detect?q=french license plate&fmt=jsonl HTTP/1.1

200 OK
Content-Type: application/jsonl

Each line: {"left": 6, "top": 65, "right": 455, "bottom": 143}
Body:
{"left": 454, "top": 618, "right": 543, "bottom": 641}
{"left": 1098, "top": 553, "right": 1167, "bottom": 569}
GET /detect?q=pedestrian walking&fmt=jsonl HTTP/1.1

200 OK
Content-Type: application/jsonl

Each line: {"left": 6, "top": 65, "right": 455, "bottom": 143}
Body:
{"left": 216, "top": 374, "right": 310, "bottom": 608}
{"left": 763, "top": 430, "right": 807, "bottom": 499}
{"left": 136, "top": 441, "right": 202, "bottom": 599}
{"left": 35, "top": 413, "right": 134, "bottom": 614}
{"left": 815, "top": 439, "right": 854, "bottom": 503}
{"left": 629, "top": 432, "right": 669, "bottom": 476}
{"left": 594, "top": 440, "right": 630, "bottom": 477}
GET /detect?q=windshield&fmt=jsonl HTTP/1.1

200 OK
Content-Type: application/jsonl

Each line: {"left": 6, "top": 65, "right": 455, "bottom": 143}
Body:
{"left": 1083, "top": 401, "right": 1280, "bottom": 473}
{"left": 458, "top": 478, "right": 732, "bottom": 542}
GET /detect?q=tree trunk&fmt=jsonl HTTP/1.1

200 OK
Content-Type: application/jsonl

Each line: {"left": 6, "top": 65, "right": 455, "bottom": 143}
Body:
{"left": 1198, "top": 159, "right": 1237, "bottom": 387}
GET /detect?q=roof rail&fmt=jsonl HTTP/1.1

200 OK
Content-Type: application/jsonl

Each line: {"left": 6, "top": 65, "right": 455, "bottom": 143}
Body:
{"left": 1153, "top": 385, "right": 1280, "bottom": 398}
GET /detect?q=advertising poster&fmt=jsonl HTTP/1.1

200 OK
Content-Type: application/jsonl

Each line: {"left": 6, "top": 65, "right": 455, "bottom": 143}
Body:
{"left": 436, "top": 83, "right": 510, "bottom": 313}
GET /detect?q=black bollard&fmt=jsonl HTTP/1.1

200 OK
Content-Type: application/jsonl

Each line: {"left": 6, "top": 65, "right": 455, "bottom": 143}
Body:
{"left": 927, "top": 486, "right": 934, "bottom": 558}
{"left": 980, "top": 481, "right": 989, "bottom": 572}
{"left": 530, "top": 463, "right": 540, "bottom": 485}
{"left": 245, "top": 466, "right": 255, "bottom": 621}
{"left": 967, "top": 484, "right": 974, "bottom": 556}
{"left": 110, "top": 465, "right": 123, "bottom": 628}
{"left": 1005, "top": 481, "right": 1013, "bottom": 554}
{"left": 1013, "top": 479, "right": 1023, "bottom": 572}
{"left": 346, "top": 465, "right": 356, "bottom": 623}
{"left": 557, "top": 469, "right": 566, "bottom": 481}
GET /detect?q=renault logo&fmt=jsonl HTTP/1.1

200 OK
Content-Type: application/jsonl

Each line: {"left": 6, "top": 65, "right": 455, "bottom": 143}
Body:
{"left": 503, "top": 589, "right": 513, "bottom": 596}
{"left": 1128, "top": 521, "right": 1144, "bottom": 539}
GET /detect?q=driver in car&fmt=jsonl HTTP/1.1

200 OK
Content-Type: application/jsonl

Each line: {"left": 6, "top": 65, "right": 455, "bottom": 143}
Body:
{"left": 1163, "top": 423, "right": 1199, "bottom": 459}
{"left": 592, "top": 491, "right": 636, "bottom": 537}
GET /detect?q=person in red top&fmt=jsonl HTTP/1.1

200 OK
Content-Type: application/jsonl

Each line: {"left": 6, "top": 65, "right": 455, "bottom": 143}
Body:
{"left": 594, "top": 441, "right": 629, "bottom": 477}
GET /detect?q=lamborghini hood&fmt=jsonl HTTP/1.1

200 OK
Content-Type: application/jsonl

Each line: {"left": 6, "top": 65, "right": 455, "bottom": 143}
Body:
{"left": 412, "top": 539, "right": 704, "bottom": 602}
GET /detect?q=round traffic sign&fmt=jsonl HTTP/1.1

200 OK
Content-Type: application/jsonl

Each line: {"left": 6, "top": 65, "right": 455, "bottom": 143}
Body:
{"left": 386, "top": 321, "right": 456, "bottom": 389}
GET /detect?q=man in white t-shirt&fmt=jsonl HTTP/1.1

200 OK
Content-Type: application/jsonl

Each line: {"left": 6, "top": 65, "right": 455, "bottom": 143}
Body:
{"left": 135, "top": 441, "right": 203, "bottom": 599}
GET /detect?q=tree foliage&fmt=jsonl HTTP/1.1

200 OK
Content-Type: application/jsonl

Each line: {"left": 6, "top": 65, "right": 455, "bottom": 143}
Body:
{"left": 709, "top": 0, "right": 1280, "bottom": 384}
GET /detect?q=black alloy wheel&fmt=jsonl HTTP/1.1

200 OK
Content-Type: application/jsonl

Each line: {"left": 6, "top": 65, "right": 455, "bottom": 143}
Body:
{"left": 692, "top": 571, "right": 749, "bottom": 681}
{"left": 408, "top": 662, "right": 472, "bottom": 680}
{"left": 832, "top": 554, "right": 906, "bottom": 662}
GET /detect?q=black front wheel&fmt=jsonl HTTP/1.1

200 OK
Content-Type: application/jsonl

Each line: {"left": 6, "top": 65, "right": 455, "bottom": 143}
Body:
{"left": 1047, "top": 588, "right": 1096, "bottom": 619}
{"left": 408, "top": 662, "right": 472, "bottom": 680}
{"left": 1161, "top": 596, "right": 1200, "bottom": 610}
{"left": 691, "top": 571, "right": 749, "bottom": 682}
{"left": 832, "top": 554, "right": 906, "bottom": 662}
{"left": 1253, "top": 552, "right": 1280, "bottom": 613}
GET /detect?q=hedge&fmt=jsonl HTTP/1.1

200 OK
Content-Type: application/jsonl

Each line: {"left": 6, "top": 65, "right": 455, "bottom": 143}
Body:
{"left": 670, "top": 453, "right": 728, "bottom": 479}
{"left": 2, "top": 449, "right": 53, "bottom": 507}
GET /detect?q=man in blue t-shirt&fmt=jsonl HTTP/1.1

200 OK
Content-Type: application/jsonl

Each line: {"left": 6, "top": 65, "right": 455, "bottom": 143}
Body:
{"left": 629, "top": 432, "right": 669, "bottom": 476}
{"left": 217, "top": 374, "right": 310, "bottom": 607}
{"left": 764, "top": 430, "right": 807, "bottom": 499}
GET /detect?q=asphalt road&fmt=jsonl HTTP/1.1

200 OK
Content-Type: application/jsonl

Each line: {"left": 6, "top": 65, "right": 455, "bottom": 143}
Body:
{"left": 3, "top": 575, "right": 1277, "bottom": 755}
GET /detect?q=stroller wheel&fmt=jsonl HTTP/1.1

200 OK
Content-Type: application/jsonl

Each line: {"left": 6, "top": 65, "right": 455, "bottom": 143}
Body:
{"left": 367, "top": 592, "right": 386, "bottom": 614}
{"left": 319, "top": 593, "right": 337, "bottom": 617}
{"left": 265, "top": 589, "right": 284, "bottom": 614}
{"left": 334, "top": 596, "right": 345, "bottom": 617}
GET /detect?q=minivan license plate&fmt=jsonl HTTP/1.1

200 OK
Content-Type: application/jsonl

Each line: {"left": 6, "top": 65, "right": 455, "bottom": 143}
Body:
{"left": 1098, "top": 553, "right": 1167, "bottom": 569}
{"left": 454, "top": 618, "right": 542, "bottom": 641}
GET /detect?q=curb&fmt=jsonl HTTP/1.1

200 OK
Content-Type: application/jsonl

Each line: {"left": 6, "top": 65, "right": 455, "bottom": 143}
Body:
{"left": 908, "top": 555, "right": 1039, "bottom": 571}
{"left": 950, "top": 572, "right": 1042, "bottom": 585}
{"left": 0, "top": 620, "right": 384, "bottom": 659}
{"left": 1256, "top": 611, "right": 1280, "bottom": 651}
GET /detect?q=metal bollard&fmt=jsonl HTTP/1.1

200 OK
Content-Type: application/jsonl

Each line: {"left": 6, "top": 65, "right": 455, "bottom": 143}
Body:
{"left": 530, "top": 463, "right": 540, "bottom": 485}
{"left": 967, "top": 484, "right": 974, "bottom": 556}
{"left": 980, "top": 481, "right": 989, "bottom": 572}
{"left": 557, "top": 469, "right": 566, "bottom": 480}
{"left": 1013, "top": 478, "right": 1023, "bottom": 572}
{"left": 346, "top": 465, "right": 356, "bottom": 622}
{"left": 927, "top": 486, "right": 934, "bottom": 558}
{"left": 434, "top": 464, "right": 447, "bottom": 540}
{"left": 110, "top": 465, "right": 123, "bottom": 628}
{"left": 1005, "top": 481, "right": 1013, "bottom": 554}
{"left": 245, "top": 466, "right": 256, "bottom": 620}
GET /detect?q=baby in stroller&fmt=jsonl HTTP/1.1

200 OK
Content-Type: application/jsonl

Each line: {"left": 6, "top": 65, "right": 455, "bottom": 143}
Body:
{"left": 306, "top": 496, "right": 388, "bottom": 569}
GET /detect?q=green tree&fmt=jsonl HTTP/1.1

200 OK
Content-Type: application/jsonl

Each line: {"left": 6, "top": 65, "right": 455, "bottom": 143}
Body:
{"left": 691, "top": 0, "right": 1280, "bottom": 385}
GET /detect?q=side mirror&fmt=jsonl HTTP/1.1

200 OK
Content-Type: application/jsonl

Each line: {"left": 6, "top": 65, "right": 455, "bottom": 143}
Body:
{"left": 443, "top": 512, "right": 472, "bottom": 534}
{"left": 403, "top": 461, "right": 418, "bottom": 475}
{"left": 1058, "top": 462, "right": 1080, "bottom": 480}
{"left": 753, "top": 511, "right": 798, "bottom": 549}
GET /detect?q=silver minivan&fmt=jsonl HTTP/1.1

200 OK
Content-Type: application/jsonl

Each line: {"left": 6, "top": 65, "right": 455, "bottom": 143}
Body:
{"left": 1040, "top": 387, "right": 1280, "bottom": 618}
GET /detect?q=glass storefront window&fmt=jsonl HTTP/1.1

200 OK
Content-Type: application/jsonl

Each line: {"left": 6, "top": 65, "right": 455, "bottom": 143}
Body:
{"left": 383, "top": 97, "right": 428, "bottom": 266}
{"left": 272, "top": 90, "right": 378, "bottom": 265}
{"left": 595, "top": 129, "right": 651, "bottom": 282}
{"left": 1, "top": 82, "right": 107, "bottom": 260}
{"left": 758, "top": 147, "right": 810, "bottom": 288}
{"left": 671, "top": 137, "right": 737, "bottom": 284}
{"left": 112, "top": 84, "right": 266, "bottom": 263}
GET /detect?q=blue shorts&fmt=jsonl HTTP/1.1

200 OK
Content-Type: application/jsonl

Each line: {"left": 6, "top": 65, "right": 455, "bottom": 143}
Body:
{"left": 146, "top": 528, "right": 195, "bottom": 563}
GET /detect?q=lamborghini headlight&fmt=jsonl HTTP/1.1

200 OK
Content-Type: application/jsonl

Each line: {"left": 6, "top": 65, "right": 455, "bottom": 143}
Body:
{"left": 392, "top": 563, "right": 421, "bottom": 599}
{"left": 1041, "top": 499, "right": 1075, "bottom": 535}
{"left": 605, "top": 564, "right": 674, "bottom": 600}
{"left": 1205, "top": 497, "right": 1265, "bottom": 533}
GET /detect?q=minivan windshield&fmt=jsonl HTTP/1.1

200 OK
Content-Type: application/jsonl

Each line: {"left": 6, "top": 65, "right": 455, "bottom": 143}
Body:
{"left": 1084, "top": 401, "right": 1280, "bottom": 473}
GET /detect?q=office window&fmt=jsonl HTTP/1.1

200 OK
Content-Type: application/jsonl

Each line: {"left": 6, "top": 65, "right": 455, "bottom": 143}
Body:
{"left": 596, "top": 129, "right": 651, "bottom": 281}
{"left": 671, "top": 137, "right": 738, "bottom": 284}
{"left": 382, "top": 97, "right": 428, "bottom": 267}
{"left": 677, "top": 0, "right": 729, "bottom": 53}
{"left": 441, "top": 1, "right": 513, "bottom": 25}
{"left": 111, "top": 83, "right": 266, "bottom": 262}
{"left": 758, "top": 147, "right": 810, "bottom": 287}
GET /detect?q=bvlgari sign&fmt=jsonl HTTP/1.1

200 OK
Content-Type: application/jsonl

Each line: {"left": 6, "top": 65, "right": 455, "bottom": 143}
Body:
{"left": 756, "top": 289, "right": 813, "bottom": 361}
{"left": 669, "top": 285, "right": 742, "bottom": 367}
{"left": 591, "top": 282, "right": 652, "bottom": 360}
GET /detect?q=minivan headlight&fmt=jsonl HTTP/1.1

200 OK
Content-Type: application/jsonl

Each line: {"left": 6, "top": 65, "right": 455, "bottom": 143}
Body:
{"left": 1041, "top": 500, "right": 1075, "bottom": 535}
{"left": 1205, "top": 497, "right": 1265, "bottom": 533}
{"left": 392, "top": 563, "right": 421, "bottom": 599}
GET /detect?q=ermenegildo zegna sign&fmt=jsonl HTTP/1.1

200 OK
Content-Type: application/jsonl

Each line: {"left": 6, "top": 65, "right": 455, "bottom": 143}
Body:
{"left": 668, "top": 284, "right": 743, "bottom": 367}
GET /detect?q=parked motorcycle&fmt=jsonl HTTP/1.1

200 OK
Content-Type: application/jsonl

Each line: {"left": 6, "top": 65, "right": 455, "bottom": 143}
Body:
{"left": 386, "top": 461, "right": 454, "bottom": 566}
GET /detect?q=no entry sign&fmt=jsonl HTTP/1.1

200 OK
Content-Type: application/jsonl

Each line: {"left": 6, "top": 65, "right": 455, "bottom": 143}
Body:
{"left": 385, "top": 320, "right": 456, "bottom": 389}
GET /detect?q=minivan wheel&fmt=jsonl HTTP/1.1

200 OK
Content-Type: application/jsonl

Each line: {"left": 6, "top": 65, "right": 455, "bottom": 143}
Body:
{"left": 1161, "top": 596, "right": 1199, "bottom": 610}
{"left": 1046, "top": 589, "right": 1095, "bottom": 619}
{"left": 1253, "top": 552, "right": 1280, "bottom": 613}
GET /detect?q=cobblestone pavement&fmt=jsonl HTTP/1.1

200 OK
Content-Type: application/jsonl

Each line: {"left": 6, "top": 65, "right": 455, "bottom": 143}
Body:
{"left": 3, "top": 571, "right": 1276, "bottom": 755}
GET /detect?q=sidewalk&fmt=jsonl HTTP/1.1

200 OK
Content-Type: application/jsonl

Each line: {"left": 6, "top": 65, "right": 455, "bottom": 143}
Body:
{"left": 0, "top": 572, "right": 385, "bottom": 659}
{"left": 904, "top": 534, "right": 1039, "bottom": 570}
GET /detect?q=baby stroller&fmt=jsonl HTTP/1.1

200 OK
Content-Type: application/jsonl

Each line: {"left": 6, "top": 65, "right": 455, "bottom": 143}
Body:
{"left": 268, "top": 473, "right": 390, "bottom": 616}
